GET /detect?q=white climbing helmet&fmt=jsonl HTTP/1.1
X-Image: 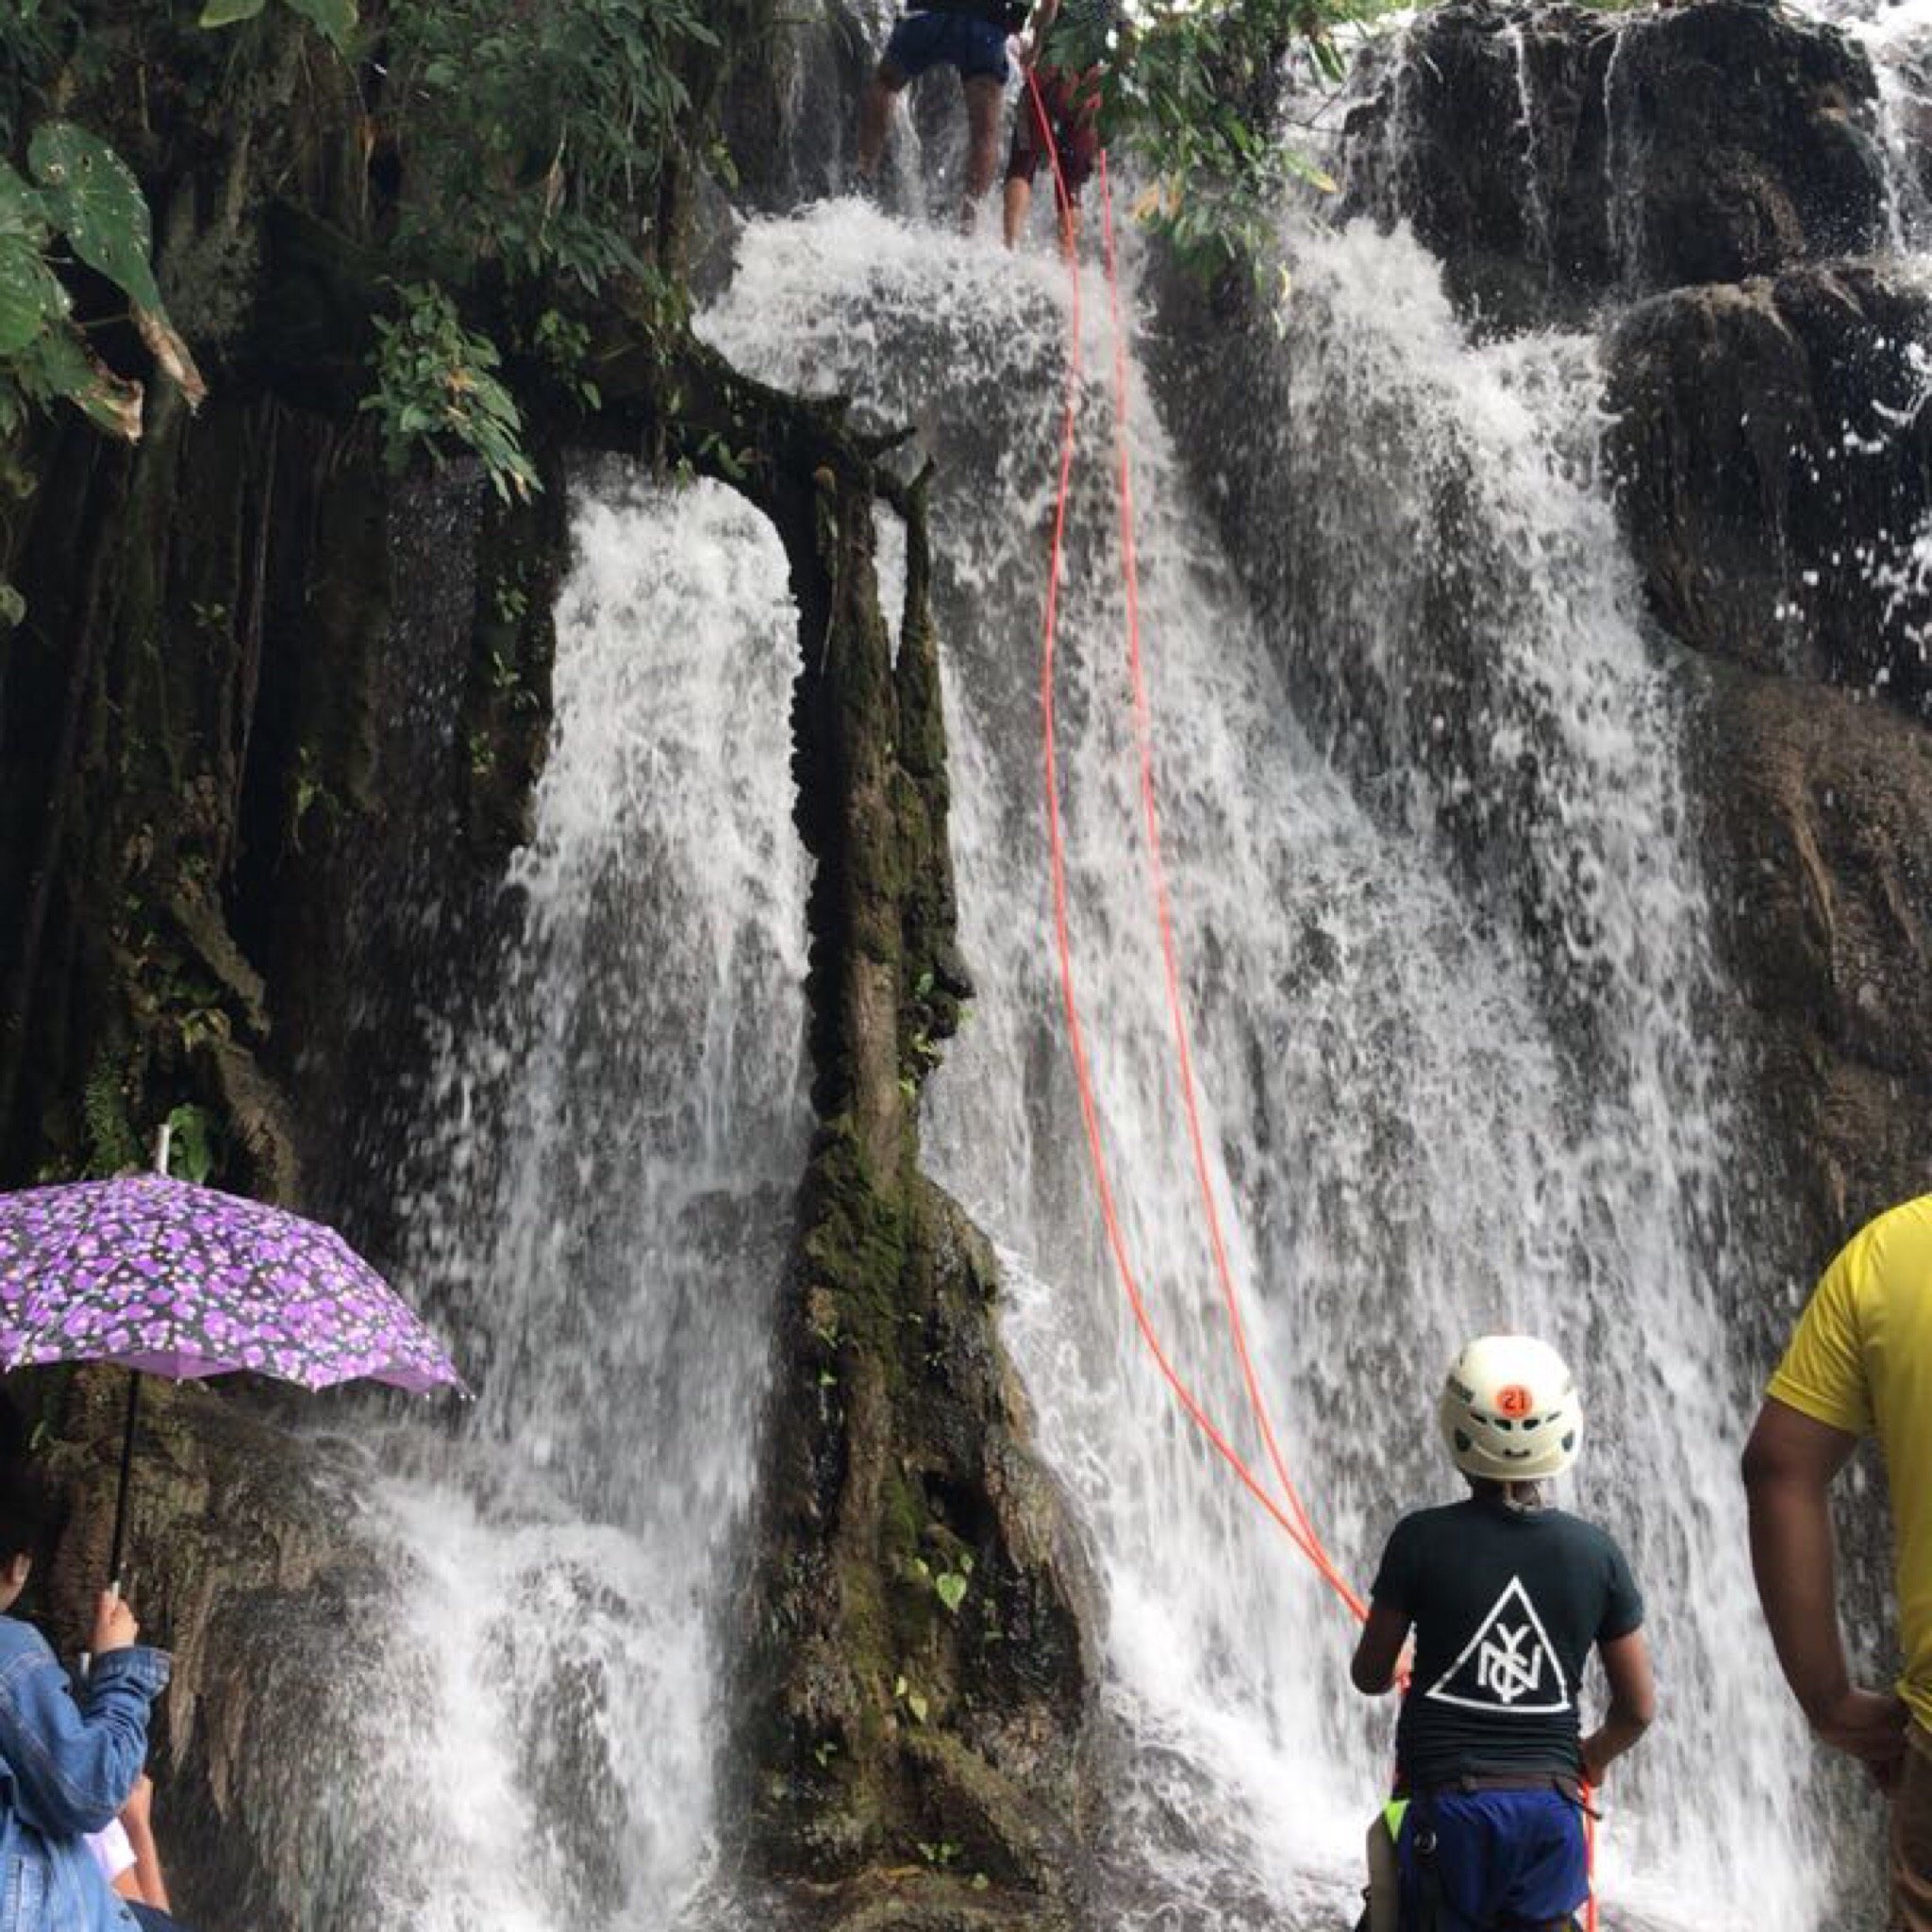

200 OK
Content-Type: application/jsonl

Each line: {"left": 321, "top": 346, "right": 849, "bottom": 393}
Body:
{"left": 1440, "top": 1335, "right": 1583, "bottom": 1483}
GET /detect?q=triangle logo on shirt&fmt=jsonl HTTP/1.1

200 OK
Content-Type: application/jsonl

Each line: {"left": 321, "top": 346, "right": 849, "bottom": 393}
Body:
{"left": 1423, "top": 1574, "right": 1573, "bottom": 1716}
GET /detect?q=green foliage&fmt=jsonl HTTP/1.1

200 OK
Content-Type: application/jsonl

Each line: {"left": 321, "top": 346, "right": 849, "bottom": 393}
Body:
{"left": 892, "top": 1674, "right": 930, "bottom": 1725}
{"left": 525, "top": 308, "right": 602, "bottom": 411}
{"left": 163, "top": 1103, "right": 218, "bottom": 1183}
{"left": 29, "top": 122, "right": 162, "bottom": 311}
{"left": 198, "top": 0, "right": 357, "bottom": 54}
{"left": 0, "top": 123, "right": 188, "bottom": 625}
{"left": 0, "top": 137, "right": 156, "bottom": 430}
{"left": 1084, "top": 0, "right": 1356, "bottom": 277}
{"left": 362, "top": 283, "right": 539, "bottom": 505}
{"left": 384, "top": 0, "right": 719, "bottom": 293}
{"left": 909, "top": 1546, "right": 974, "bottom": 1615}
{"left": 82, "top": 1055, "right": 142, "bottom": 1177}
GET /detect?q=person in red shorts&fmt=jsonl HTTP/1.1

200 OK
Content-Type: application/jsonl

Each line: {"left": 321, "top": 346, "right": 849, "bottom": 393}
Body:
{"left": 1003, "top": 0, "right": 1119, "bottom": 252}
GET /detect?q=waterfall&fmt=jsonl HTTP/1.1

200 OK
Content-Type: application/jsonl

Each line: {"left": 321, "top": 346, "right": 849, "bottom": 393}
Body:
{"left": 288, "top": 472, "right": 811, "bottom": 1932}
{"left": 1790, "top": 0, "right": 1932, "bottom": 248}
{"left": 702, "top": 201, "right": 1830, "bottom": 1927}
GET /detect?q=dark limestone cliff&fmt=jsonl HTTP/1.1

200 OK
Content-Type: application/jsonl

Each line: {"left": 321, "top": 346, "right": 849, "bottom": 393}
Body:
{"left": 1605, "top": 262, "right": 1932, "bottom": 1237}
{"left": 1607, "top": 266, "right": 1932, "bottom": 713}
{"left": 1342, "top": 0, "right": 1889, "bottom": 332}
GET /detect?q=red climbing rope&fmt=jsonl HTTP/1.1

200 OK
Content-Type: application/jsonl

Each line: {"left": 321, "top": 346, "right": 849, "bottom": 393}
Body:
{"left": 1093, "top": 148, "right": 1368, "bottom": 1618}
{"left": 1027, "top": 68, "right": 1361, "bottom": 1614}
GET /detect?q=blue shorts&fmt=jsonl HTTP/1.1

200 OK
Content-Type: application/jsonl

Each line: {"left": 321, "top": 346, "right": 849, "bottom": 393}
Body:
{"left": 883, "top": 10, "right": 1010, "bottom": 84}
{"left": 1396, "top": 1790, "right": 1589, "bottom": 1932}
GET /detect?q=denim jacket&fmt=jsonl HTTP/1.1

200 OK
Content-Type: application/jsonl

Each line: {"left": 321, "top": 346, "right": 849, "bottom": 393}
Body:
{"left": 0, "top": 1615, "right": 168, "bottom": 1932}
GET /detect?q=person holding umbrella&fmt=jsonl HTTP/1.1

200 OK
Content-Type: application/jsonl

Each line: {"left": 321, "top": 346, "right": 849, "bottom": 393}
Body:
{"left": 0, "top": 1450, "right": 186, "bottom": 1932}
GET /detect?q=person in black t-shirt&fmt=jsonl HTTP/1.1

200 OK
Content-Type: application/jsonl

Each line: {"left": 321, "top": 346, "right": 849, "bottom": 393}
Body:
{"left": 857, "top": 2, "right": 1041, "bottom": 233}
{"left": 1350, "top": 1336, "right": 1656, "bottom": 1932}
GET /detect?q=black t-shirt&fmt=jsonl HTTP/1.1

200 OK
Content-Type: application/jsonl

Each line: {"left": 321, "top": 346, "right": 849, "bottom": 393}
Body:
{"left": 1370, "top": 1497, "right": 1644, "bottom": 1788}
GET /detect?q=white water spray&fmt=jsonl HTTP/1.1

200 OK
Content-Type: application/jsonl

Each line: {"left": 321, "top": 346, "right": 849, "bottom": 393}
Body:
{"left": 316, "top": 474, "right": 811, "bottom": 1932}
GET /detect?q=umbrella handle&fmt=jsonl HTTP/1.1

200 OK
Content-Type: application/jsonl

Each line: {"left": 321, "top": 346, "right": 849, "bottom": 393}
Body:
{"left": 107, "top": 1373, "right": 140, "bottom": 1591}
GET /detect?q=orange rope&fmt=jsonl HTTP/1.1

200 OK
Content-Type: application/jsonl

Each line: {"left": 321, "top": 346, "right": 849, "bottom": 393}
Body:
{"left": 1093, "top": 145, "right": 1365, "bottom": 1619}
{"left": 1024, "top": 58, "right": 1597, "bottom": 1928}
{"left": 1027, "top": 66, "right": 1355, "bottom": 1587}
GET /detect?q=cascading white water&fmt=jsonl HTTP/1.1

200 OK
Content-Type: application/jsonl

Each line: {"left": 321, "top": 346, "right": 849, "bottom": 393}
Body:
{"left": 702, "top": 198, "right": 1832, "bottom": 1928}
{"left": 1792, "top": 0, "right": 1932, "bottom": 247}
{"left": 313, "top": 472, "right": 811, "bottom": 1931}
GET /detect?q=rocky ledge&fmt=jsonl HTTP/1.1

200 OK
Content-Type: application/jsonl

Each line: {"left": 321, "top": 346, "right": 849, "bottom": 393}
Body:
{"left": 1342, "top": 0, "right": 1889, "bottom": 331}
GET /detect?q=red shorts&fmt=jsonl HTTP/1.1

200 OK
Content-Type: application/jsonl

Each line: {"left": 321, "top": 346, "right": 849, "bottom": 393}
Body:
{"left": 1007, "top": 66, "right": 1101, "bottom": 198}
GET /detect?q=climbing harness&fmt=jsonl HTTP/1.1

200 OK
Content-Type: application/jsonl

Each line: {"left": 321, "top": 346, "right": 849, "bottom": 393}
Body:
{"left": 1024, "top": 65, "right": 1599, "bottom": 1932}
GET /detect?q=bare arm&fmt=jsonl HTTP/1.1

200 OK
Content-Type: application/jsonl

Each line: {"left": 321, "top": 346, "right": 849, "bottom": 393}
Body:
{"left": 1580, "top": 1628, "right": 1655, "bottom": 1784}
{"left": 1350, "top": 1603, "right": 1409, "bottom": 1695}
{"left": 1742, "top": 1397, "right": 1907, "bottom": 1774}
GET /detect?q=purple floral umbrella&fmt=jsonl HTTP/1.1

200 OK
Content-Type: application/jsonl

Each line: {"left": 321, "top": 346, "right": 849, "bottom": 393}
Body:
{"left": 0, "top": 1144, "right": 464, "bottom": 1581}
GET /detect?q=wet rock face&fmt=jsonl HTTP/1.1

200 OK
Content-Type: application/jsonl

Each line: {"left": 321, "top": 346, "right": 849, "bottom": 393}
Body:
{"left": 1603, "top": 260, "right": 1932, "bottom": 1242}
{"left": 1607, "top": 264, "right": 1932, "bottom": 719}
{"left": 738, "top": 1168, "right": 1101, "bottom": 1926}
{"left": 724, "top": 0, "right": 880, "bottom": 210}
{"left": 1696, "top": 664, "right": 1932, "bottom": 1238}
{"left": 1342, "top": 0, "right": 1888, "bottom": 330}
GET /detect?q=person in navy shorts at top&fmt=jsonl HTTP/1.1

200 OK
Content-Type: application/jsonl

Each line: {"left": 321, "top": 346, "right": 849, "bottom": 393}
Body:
{"left": 1350, "top": 1336, "right": 1657, "bottom": 1932}
{"left": 857, "top": 1, "right": 1038, "bottom": 231}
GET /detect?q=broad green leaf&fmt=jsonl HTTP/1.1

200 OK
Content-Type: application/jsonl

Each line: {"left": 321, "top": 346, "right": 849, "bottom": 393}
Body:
{"left": 283, "top": 0, "right": 356, "bottom": 51}
{"left": 0, "top": 581, "right": 25, "bottom": 631}
{"left": 27, "top": 124, "right": 161, "bottom": 314}
{"left": 198, "top": 0, "right": 268, "bottom": 23}
{"left": 934, "top": 1572, "right": 968, "bottom": 1615}
{"left": 17, "top": 324, "right": 143, "bottom": 441}
{"left": 0, "top": 237, "right": 65, "bottom": 357}
{"left": 164, "top": 1104, "right": 217, "bottom": 1183}
{"left": 0, "top": 165, "right": 49, "bottom": 245}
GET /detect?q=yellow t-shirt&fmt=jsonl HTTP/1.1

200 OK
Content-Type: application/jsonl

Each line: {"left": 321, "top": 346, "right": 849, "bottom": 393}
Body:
{"left": 1769, "top": 1194, "right": 1932, "bottom": 1726}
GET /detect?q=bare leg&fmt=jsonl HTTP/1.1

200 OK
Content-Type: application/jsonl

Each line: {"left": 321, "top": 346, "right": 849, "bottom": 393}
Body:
{"left": 858, "top": 63, "right": 907, "bottom": 181}
{"left": 960, "top": 74, "right": 1005, "bottom": 230}
{"left": 1003, "top": 175, "right": 1031, "bottom": 248}
{"left": 1365, "top": 1816, "right": 1400, "bottom": 1932}
{"left": 1057, "top": 194, "right": 1080, "bottom": 260}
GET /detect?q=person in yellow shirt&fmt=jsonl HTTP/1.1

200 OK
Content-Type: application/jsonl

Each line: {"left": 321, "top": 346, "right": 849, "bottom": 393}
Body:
{"left": 1744, "top": 1194, "right": 1930, "bottom": 1922}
